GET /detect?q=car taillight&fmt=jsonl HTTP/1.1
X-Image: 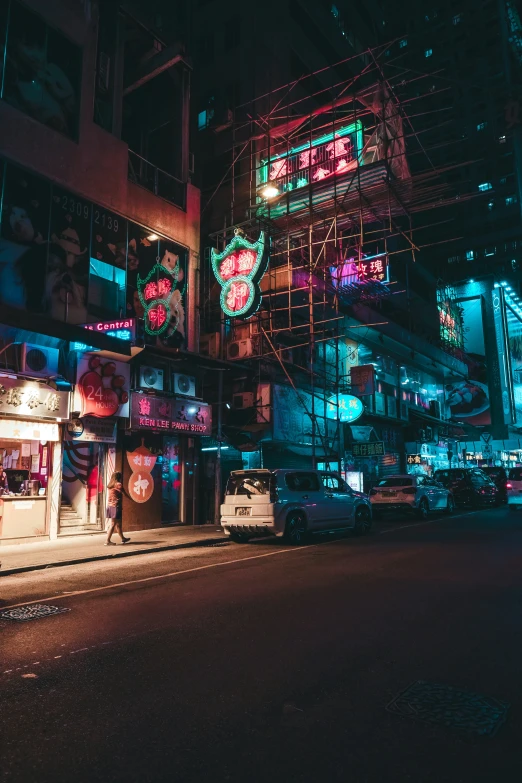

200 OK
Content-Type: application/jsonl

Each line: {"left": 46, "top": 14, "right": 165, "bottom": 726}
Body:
{"left": 369, "top": 489, "right": 378, "bottom": 496}
{"left": 507, "top": 483, "right": 512, "bottom": 489}
{"left": 402, "top": 487, "right": 417, "bottom": 495}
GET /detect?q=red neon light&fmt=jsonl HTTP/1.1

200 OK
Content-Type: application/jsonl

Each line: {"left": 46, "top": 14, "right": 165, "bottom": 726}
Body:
{"left": 147, "top": 303, "right": 168, "bottom": 331}
{"left": 219, "top": 250, "right": 257, "bottom": 281}
{"left": 226, "top": 280, "right": 250, "bottom": 312}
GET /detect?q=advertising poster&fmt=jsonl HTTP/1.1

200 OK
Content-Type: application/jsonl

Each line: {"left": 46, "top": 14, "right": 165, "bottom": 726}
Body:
{"left": 75, "top": 354, "right": 130, "bottom": 418}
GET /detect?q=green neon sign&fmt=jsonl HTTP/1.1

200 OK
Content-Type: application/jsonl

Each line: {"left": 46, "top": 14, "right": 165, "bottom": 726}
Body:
{"left": 211, "top": 229, "right": 269, "bottom": 319}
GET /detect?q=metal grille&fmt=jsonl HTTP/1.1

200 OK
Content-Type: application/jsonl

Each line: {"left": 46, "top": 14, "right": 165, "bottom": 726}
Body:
{"left": 0, "top": 604, "right": 71, "bottom": 622}
{"left": 387, "top": 681, "right": 509, "bottom": 737}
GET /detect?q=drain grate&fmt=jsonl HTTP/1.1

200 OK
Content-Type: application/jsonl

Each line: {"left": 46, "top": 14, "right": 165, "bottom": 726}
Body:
{"left": 386, "top": 681, "right": 509, "bottom": 737}
{"left": 1, "top": 604, "right": 71, "bottom": 623}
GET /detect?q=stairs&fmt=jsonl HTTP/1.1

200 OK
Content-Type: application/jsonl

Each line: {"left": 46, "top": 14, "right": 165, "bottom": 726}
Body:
{"left": 59, "top": 501, "right": 104, "bottom": 536}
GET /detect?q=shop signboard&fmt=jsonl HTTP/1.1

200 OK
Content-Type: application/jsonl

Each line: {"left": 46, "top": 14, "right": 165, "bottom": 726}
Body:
{"left": 74, "top": 354, "right": 130, "bottom": 418}
{"left": 350, "top": 364, "right": 375, "bottom": 396}
{"left": 127, "top": 444, "right": 157, "bottom": 504}
{"left": 82, "top": 317, "right": 136, "bottom": 342}
{"left": 130, "top": 394, "right": 212, "bottom": 436}
{"left": 0, "top": 375, "right": 70, "bottom": 420}
{"left": 326, "top": 394, "right": 364, "bottom": 423}
{"left": 0, "top": 419, "right": 59, "bottom": 441}
{"left": 407, "top": 454, "right": 422, "bottom": 465}
{"left": 211, "top": 229, "right": 269, "bottom": 319}
{"left": 352, "top": 441, "right": 385, "bottom": 457}
{"left": 66, "top": 417, "right": 117, "bottom": 443}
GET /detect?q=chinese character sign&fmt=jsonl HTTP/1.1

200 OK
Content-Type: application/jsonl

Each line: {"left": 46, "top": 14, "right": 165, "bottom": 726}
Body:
{"left": 130, "top": 394, "right": 212, "bottom": 436}
{"left": 211, "top": 230, "right": 269, "bottom": 319}
{"left": 0, "top": 377, "right": 70, "bottom": 420}
{"left": 353, "top": 441, "right": 385, "bottom": 458}
{"left": 326, "top": 394, "right": 364, "bottom": 423}
{"left": 75, "top": 354, "right": 130, "bottom": 418}
{"left": 350, "top": 365, "right": 375, "bottom": 397}
{"left": 127, "top": 444, "right": 157, "bottom": 504}
{"left": 137, "top": 250, "right": 181, "bottom": 336}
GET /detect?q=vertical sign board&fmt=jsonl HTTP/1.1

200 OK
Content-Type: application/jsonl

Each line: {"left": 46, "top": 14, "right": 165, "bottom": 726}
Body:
{"left": 492, "top": 287, "right": 514, "bottom": 425}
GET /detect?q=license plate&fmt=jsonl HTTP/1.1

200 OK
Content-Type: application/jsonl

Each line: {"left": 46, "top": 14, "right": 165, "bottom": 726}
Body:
{"left": 236, "top": 507, "right": 251, "bottom": 516}
{"left": 383, "top": 491, "right": 397, "bottom": 497}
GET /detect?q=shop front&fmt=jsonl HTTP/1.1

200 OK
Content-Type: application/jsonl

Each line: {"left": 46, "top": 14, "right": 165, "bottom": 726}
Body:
{"left": 124, "top": 393, "right": 212, "bottom": 528}
{"left": 0, "top": 375, "right": 70, "bottom": 544}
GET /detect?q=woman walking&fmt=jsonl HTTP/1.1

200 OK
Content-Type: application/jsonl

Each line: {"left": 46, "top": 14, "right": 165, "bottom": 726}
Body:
{"left": 105, "top": 471, "right": 130, "bottom": 545}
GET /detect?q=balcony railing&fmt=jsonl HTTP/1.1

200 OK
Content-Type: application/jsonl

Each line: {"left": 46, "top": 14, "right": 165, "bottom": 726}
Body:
{"left": 128, "top": 150, "right": 186, "bottom": 211}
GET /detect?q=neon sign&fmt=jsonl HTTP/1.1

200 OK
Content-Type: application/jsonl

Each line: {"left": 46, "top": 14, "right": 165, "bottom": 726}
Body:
{"left": 259, "top": 121, "right": 363, "bottom": 197}
{"left": 137, "top": 259, "right": 179, "bottom": 335}
{"left": 326, "top": 394, "right": 364, "bottom": 423}
{"left": 330, "top": 253, "right": 389, "bottom": 288}
{"left": 83, "top": 318, "right": 136, "bottom": 341}
{"left": 211, "top": 229, "right": 269, "bottom": 319}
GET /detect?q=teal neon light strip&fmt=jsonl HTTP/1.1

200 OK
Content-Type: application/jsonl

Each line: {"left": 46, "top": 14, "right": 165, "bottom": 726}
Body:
{"left": 259, "top": 120, "right": 364, "bottom": 185}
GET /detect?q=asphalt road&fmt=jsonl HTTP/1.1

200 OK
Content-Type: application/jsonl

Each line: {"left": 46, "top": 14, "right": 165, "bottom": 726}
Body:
{"left": 2, "top": 506, "right": 522, "bottom": 783}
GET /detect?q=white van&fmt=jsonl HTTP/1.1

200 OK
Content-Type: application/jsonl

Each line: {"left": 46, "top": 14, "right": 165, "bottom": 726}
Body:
{"left": 220, "top": 468, "right": 372, "bottom": 544}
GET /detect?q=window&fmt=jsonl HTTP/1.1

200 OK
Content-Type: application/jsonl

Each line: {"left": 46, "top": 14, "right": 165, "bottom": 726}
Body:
{"left": 488, "top": 200, "right": 495, "bottom": 211}
{"left": 506, "top": 196, "right": 517, "bottom": 205}
{"left": 453, "top": 13, "right": 462, "bottom": 24}
{"left": 198, "top": 110, "right": 209, "bottom": 130}
{"left": 285, "top": 472, "right": 321, "bottom": 492}
{"left": 448, "top": 255, "right": 460, "bottom": 263}
{"left": 226, "top": 472, "right": 272, "bottom": 496}
{"left": 331, "top": 4, "right": 339, "bottom": 18}
{"left": 466, "top": 250, "right": 474, "bottom": 260}
{"left": 500, "top": 177, "right": 508, "bottom": 185}
{"left": 377, "top": 478, "right": 413, "bottom": 487}
{"left": 485, "top": 247, "right": 496, "bottom": 256}
{"left": 321, "top": 474, "right": 347, "bottom": 493}
{"left": 499, "top": 135, "right": 507, "bottom": 143}
{"left": 477, "top": 122, "right": 487, "bottom": 131}
{"left": 478, "top": 182, "right": 492, "bottom": 191}
{"left": 425, "top": 48, "right": 433, "bottom": 57}
{"left": 399, "top": 38, "right": 408, "bottom": 48}
{"left": 2, "top": 0, "right": 81, "bottom": 139}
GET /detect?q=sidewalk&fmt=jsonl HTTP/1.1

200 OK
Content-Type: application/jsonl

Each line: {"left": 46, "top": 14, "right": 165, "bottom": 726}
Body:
{"left": 0, "top": 526, "right": 228, "bottom": 576}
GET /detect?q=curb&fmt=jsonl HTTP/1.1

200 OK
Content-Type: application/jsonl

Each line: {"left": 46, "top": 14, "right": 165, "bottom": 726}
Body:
{"left": 0, "top": 535, "right": 230, "bottom": 577}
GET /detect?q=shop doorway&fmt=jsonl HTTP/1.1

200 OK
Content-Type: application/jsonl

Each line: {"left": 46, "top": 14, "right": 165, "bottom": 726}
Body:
{"left": 162, "top": 436, "right": 181, "bottom": 523}
{"left": 60, "top": 442, "right": 106, "bottom": 534}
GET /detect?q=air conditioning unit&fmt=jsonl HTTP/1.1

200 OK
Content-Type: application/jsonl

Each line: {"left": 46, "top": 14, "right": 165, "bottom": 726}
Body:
{"left": 173, "top": 373, "right": 196, "bottom": 397}
{"left": 233, "top": 392, "right": 254, "bottom": 409}
{"left": 139, "top": 366, "right": 164, "bottom": 391}
{"left": 199, "top": 332, "right": 220, "bottom": 360}
{"left": 227, "top": 339, "right": 254, "bottom": 360}
{"left": 19, "top": 343, "right": 59, "bottom": 378}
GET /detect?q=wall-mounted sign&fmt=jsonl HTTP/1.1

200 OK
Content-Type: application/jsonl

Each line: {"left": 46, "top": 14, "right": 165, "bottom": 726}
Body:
{"left": 352, "top": 441, "right": 385, "bottom": 457}
{"left": 0, "top": 418, "right": 59, "bottom": 441}
{"left": 407, "top": 454, "right": 423, "bottom": 465}
{"left": 127, "top": 444, "right": 156, "bottom": 503}
{"left": 260, "top": 121, "right": 363, "bottom": 196}
{"left": 137, "top": 251, "right": 181, "bottom": 336}
{"left": 326, "top": 394, "right": 364, "bottom": 423}
{"left": 66, "top": 417, "right": 117, "bottom": 443}
{"left": 130, "top": 394, "right": 212, "bottom": 436}
{"left": 82, "top": 317, "right": 136, "bottom": 342}
{"left": 0, "top": 375, "right": 70, "bottom": 420}
{"left": 211, "top": 229, "right": 269, "bottom": 319}
{"left": 74, "top": 355, "right": 130, "bottom": 418}
{"left": 331, "top": 253, "right": 389, "bottom": 288}
{"left": 350, "top": 364, "right": 375, "bottom": 396}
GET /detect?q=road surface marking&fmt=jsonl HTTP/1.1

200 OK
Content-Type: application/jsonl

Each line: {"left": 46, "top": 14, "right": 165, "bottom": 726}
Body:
{"left": 0, "top": 546, "right": 304, "bottom": 610}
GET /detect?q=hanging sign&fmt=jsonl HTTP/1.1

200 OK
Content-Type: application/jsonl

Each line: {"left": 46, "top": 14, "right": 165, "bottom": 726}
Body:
{"left": 66, "top": 417, "right": 117, "bottom": 443}
{"left": 127, "top": 444, "right": 156, "bottom": 503}
{"left": 211, "top": 229, "right": 269, "bottom": 319}
{"left": 353, "top": 441, "right": 385, "bottom": 457}
{"left": 326, "top": 394, "right": 364, "bottom": 423}
{"left": 74, "top": 354, "right": 130, "bottom": 418}
{"left": 350, "top": 364, "right": 375, "bottom": 396}
{"left": 82, "top": 317, "right": 136, "bottom": 342}
{"left": 0, "top": 375, "right": 70, "bottom": 420}
{"left": 137, "top": 253, "right": 180, "bottom": 335}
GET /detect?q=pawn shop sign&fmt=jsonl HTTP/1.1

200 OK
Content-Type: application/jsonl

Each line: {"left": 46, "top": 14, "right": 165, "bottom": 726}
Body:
{"left": 128, "top": 471, "right": 154, "bottom": 504}
{"left": 127, "top": 443, "right": 157, "bottom": 473}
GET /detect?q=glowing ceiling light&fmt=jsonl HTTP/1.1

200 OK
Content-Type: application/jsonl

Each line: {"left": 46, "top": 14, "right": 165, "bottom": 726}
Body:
{"left": 147, "top": 233, "right": 159, "bottom": 241}
{"left": 260, "top": 184, "right": 279, "bottom": 199}
{"left": 469, "top": 279, "right": 475, "bottom": 283}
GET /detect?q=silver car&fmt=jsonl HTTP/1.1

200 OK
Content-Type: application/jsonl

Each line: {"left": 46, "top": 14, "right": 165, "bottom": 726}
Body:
{"left": 369, "top": 474, "right": 455, "bottom": 519}
{"left": 220, "top": 469, "right": 372, "bottom": 544}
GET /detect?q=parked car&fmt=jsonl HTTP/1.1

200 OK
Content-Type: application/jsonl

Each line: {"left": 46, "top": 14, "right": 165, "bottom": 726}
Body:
{"left": 434, "top": 468, "right": 498, "bottom": 507}
{"left": 220, "top": 469, "right": 372, "bottom": 544}
{"left": 481, "top": 466, "right": 509, "bottom": 504}
{"left": 507, "top": 467, "right": 522, "bottom": 509}
{"left": 369, "top": 474, "right": 454, "bottom": 519}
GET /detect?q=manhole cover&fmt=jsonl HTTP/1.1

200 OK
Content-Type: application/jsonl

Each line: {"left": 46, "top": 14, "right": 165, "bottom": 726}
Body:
{"left": 386, "top": 681, "right": 509, "bottom": 737}
{"left": 0, "top": 604, "right": 71, "bottom": 622}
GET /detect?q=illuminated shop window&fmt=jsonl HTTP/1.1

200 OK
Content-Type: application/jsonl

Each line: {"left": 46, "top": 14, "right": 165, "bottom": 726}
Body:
{"left": 466, "top": 250, "right": 474, "bottom": 260}
{"left": 478, "top": 182, "right": 492, "bottom": 191}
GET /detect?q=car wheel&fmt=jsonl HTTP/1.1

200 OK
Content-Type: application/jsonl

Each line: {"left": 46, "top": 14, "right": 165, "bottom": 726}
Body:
{"left": 229, "top": 532, "right": 251, "bottom": 544}
{"left": 417, "top": 498, "right": 429, "bottom": 520}
{"left": 284, "top": 512, "right": 307, "bottom": 545}
{"left": 445, "top": 496, "right": 455, "bottom": 515}
{"left": 353, "top": 505, "right": 372, "bottom": 536}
